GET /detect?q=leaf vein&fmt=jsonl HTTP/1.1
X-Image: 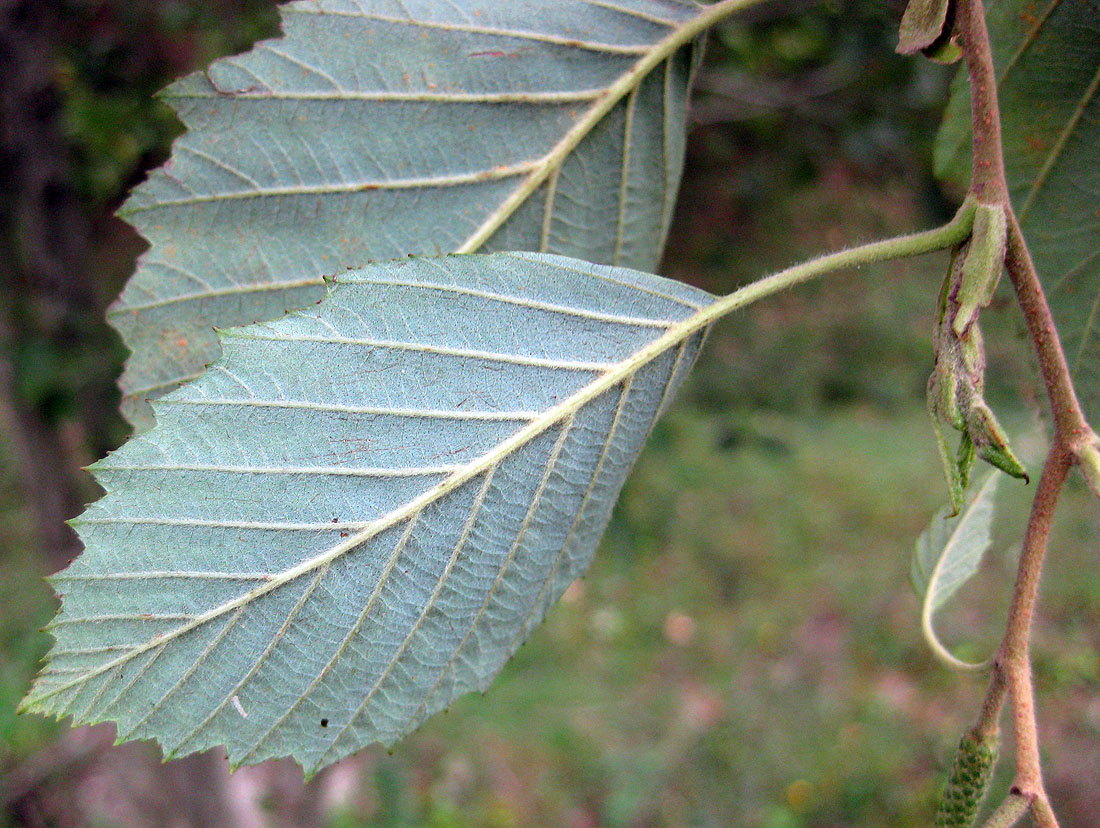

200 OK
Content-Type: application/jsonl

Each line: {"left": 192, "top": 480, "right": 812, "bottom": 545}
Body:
{"left": 280, "top": 7, "right": 652, "bottom": 55}
{"left": 614, "top": 86, "right": 639, "bottom": 265}
{"left": 1019, "top": 59, "right": 1100, "bottom": 219}
{"left": 116, "top": 607, "right": 246, "bottom": 742}
{"left": 167, "top": 88, "right": 606, "bottom": 104}
{"left": 510, "top": 377, "right": 635, "bottom": 650}
{"left": 172, "top": 564, "right": 331, "bottom": 756}
{"left": 319, "top": 470, "right": 497, "bottom": 765}
{"left": 123, "top": 161, "right": 540, "bottom": 214}
{"left": 406, "top": 415, "right": 576, "bottom": 729}
{"left": 220, "top": 331, "right": 616, "bottom": 372}
{"left": 575, "top": 0, "right": 681, "bottom": 26}
{"left": 238, "top": 514, "right": 422, "bottom": 765}
{"left": 109, "top": 277, "right": 325, "bottom": 317}
{"left": 336, "top": 269, "right": 675, "bottom": 327}
{"left": 50, "top": 571, "right": 276, "bottom": 583}
{"left": 96, "top": 462, "right": 460, "bottom": 478}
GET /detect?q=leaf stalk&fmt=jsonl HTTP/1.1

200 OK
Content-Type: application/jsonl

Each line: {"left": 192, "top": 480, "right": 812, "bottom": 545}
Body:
{"left": 705, "top": 198, "right": 978, "bottom": 328}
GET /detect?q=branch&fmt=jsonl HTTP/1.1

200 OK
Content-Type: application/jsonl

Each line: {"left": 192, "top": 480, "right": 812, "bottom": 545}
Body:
{"left": 956, "top": 0, "right": 1090, "bottom": 445}
{"left": 996, "top": 443, "right": 1069, "bottom": 797}
{"left": 980, "top": 792, "right": 1031, "bottom": 828}
{"left": 953, "top": 1, "right": 1095, "bottom": 824}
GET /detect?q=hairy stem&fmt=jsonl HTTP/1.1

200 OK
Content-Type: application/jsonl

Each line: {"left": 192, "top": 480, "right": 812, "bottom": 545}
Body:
{"left": 980, "top": 792, "right": 1031, "bottom": 828}
{"left": 1002, "top": 213, "right": 1091, "bottom": 443}
{"left": 956, "top": 0, "right": 1089, "bottom": 442}
{"left": 708, "top": 198, "right": 977, "bottom": 318}
{"left": 955, "top": 0, "right": 1093, "bottom": 824}
{"left": 970, "top": 664, "right": 1005, "bottom": 744}
{"left": 957, "top": 0, "right": 1007, "bottom": 204}
{"left": 999, "top": 444, "right": 1069, "bottom": 795}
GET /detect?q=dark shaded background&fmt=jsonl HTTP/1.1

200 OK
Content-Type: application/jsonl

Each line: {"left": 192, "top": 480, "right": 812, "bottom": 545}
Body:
{"left": 2, "top": 1, "right": 1097, "bottom": 826}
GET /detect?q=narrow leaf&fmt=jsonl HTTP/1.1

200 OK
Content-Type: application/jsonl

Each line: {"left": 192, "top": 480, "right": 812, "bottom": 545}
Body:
{"left": 112, "top": 0, "right": 718, "bottom": 430}
{"left": 24, "top": 253, "right": 715, "bottom": 775}
{"left": 911, "top": 471, "right": 1000, "bottom": 670}
{"left": 934, "top": 0, "right": 1100, "bottom": 422}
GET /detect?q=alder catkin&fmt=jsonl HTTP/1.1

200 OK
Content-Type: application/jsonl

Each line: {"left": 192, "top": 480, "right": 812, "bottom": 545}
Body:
{"left": 933, "top": 732, "right": 999, "bottom": 828}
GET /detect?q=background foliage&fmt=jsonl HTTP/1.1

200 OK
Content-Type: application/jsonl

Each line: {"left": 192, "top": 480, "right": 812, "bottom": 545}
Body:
{"left": 1, "top": 1, "right": 1097, "bottom": 826}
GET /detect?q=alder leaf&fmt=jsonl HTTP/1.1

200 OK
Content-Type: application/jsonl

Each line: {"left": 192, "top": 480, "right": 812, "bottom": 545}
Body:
{"left": 911, "top": 471, "right": 1000, "bottom": 670}
{"left": 934, "top": 0, "right": 1100, "bottom": 422}
{"left": 113, "top": 0, "right": 715, "bottom": 430}
{"left": 23, "top": 253, "right": 715, "bottom": 775}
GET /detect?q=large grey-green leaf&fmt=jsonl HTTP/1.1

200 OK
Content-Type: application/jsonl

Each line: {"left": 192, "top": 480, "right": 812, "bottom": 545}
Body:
{"left": 24, "top": 253, "right": 715, "bottom": 775}
{"left": 113, "top": 0, "right": 717, "bottom": 430}
{"left": 934, "top": 0, "right": 1100, "bottom": 422}
{"left": 911, "top": 471, "right": 1000, "bottom": 670}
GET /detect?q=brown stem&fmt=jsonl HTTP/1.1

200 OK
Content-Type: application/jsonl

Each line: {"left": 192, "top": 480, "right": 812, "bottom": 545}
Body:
{"left": 1004, "top": 213, "right": 1091, "bottom": 443}
{"left": 956, "top": 0, "right": 1090, "bottom": 442}
{"left": 998, "top": 444, "right": 1070, "bottom": 793}
{"left": 953, "top": 1, "right": 1096, "bottom": 824}
{"left": 957, "top": 0, "right": 1007, "bottom": 205}
{"left": 969, "top": 662, "right": 1006, "bottom": 744}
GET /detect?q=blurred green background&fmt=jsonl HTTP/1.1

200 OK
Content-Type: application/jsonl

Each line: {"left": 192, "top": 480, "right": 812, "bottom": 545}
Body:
{"left": 1, "top": 1, "right": 1097, "bottom": 826}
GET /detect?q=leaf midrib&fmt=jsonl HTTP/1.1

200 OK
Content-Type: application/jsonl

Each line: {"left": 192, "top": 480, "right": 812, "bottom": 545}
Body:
{"left": 279, "top": 6, "right": 656, "bottom": 55}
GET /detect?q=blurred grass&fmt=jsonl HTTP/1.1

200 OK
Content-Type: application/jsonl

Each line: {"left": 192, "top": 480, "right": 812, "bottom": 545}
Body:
{"left": 2, "top": 1, "right": 1098, "bottom": 826}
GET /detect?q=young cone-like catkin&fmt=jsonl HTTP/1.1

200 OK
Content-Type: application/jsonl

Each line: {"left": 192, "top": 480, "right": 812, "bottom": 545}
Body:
{"left": 934, "top": 731, "right": 999, "bottom": 828}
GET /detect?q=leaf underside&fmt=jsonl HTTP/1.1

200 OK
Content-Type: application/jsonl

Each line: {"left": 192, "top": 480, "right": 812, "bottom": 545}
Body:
{"left": 25, "top": 253, "right": 715, "bottom": 775}
{"left": 113, "top": 0, "right": 705, "bottom": 430}
{"left": 934, "top": 0, "right": 1100, "bottom": 423}
{"left": 911, "top": 472, "right": 1000, "bottom": 669}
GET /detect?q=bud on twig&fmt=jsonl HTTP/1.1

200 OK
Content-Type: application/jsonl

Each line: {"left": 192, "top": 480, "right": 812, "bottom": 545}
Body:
{"left": 954, "top": 203, "right": 1007, "bottom": 337}
{"left": 1076, "top": 430, "right": 1100, "bottom": 501}
{"left": 928, "top": 205, "right": 1027, "bottom": 513}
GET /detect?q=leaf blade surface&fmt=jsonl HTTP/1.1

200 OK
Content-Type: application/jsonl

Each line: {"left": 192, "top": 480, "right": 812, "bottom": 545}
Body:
{"left": 113, "top": 0, "right": 711, "bottom": 429}
{"left": 26, "top": 253, "right": 715, "bottom": 774}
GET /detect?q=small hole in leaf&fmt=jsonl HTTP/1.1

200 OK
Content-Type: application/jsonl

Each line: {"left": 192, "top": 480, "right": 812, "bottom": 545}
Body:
{"left": 320, "top": 718, "right": 329, "bottom": 728}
